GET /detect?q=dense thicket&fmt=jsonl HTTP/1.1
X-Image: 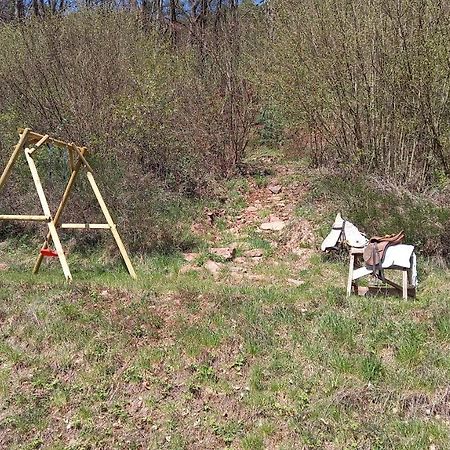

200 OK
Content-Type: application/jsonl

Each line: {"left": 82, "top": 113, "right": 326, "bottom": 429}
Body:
{"left": 0, "top": 3, "right": 257, "bottom": 250}
{"left": 0, "top": 0, "right": 449, "bottom": 251}
{"left": 263, "top": 0, "right": 450, "bottom": 189}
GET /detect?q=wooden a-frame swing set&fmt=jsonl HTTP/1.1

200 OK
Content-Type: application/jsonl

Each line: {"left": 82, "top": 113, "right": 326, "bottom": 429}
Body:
{"left": 0, "top": 128, "right": 137, "bottom": 281}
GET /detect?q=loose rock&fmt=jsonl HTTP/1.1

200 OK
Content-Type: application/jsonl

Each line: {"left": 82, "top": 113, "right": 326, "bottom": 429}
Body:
{"left": 287, "top": 278, "right": 305, "bottom": 287}
{"left": 260, "top": 221, "right": 285, "bottom": 231}
{"left": 268, "top": 185, "right": 282, "bottom": 194}
{"left": 204, "top": 260, "right": 222, "bottom": 276}
{"left": 179, "top": 265, "right": 201, "bottom": 274}
{"left": 244, "top": 249, "right": 264, "bottom": 258}
{"left": 246, "top": 274, "right": 269, "bottom": 282}
{"left": 183, "top": 252, "right": 199, "bottom": 262}
{"left": 210, "top": 247, "right": 236, "bottom": 261}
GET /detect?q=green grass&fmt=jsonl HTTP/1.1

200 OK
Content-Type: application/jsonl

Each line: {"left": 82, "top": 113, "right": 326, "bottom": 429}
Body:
{"left": 0, "top": 245, "right": 449, "bottom": 449}
{"left": 1, "top": 162, "right": 450, "bottom": 449}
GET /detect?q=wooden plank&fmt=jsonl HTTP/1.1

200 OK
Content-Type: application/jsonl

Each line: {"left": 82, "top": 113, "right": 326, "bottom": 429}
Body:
{"left": 0, "top": 214, "right": 49, "bottom": 222}
{"left": 402, "top": 270, "right": 408, "bottom": 300}
{"left": 47, "top": 220, "right": 72, "bottom": 282}
{"left": 25, "top": 149, "right": 51, "bottom": 217}
{"left": 60, "top": 223, "right": 110, "bottom": 229}
{"left": 24, "top": 149, "right": 72, "bottom": 281}
{"left": 27, "top": 134, "right": 50, "bottom": 156}
{"left": 18, "top": 128, "right": 73, "bottom": 149}
{"left": 382, "top": 277, "right": 403, "bottom": 292}
{"left": 86, "top": 171, "right": 137, "bottom": 279}
{"left": 68, "top": 145, "right": 75, "bottom": 172}
{"left": 33, "top": 148, "right": 86, "bottom": 275}
{"left": 36, "top": 134, "right": 50, "bottom": 147}
{"left": 346, "top": 253, "right": 355, "bottom": 297}
{"left": 0, "top": 128, "right": 30, "bottom": 192}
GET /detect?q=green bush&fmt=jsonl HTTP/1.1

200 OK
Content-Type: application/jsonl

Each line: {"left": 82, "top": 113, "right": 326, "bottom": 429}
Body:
{"left": 0, "top": 9, "right": 257, "bottom": 252}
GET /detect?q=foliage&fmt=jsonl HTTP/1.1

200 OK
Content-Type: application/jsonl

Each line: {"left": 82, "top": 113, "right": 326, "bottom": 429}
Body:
{"left": 257, "top": 0, "right": 450, "bottom": 188}
{"left": 311, "top": 172, "right": 450, "bottom": 260}
{"left": 0, "top": 8, "right": 257, "bottom": 251}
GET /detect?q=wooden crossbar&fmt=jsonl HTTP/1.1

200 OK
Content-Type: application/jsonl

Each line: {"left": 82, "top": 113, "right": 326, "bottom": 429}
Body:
{"left": 18, "top": 128, "right": 78, "bottom": 150}
{"left": 36, "top": 134, "right": 50, "bottom": 147}
{"left": 0, "top": 214, "right": 50, "bottom": 222}
{"left": 27, "top": 134, "right": 50, "bottom": 156}
{"left": 59, "top": 223, "right": 110, "bottom": 229}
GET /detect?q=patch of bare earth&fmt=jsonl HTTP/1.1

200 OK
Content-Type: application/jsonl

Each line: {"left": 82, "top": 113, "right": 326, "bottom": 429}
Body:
{"left": 186, "top": 163, "right": 318, "bottom": 284}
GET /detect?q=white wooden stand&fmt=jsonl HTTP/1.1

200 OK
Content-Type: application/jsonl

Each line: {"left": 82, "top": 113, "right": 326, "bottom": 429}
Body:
{"left": 347, "top": 247, "right": 415, "bottom": 300}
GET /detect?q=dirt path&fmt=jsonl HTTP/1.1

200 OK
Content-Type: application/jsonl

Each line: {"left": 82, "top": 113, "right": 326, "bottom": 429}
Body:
{"left": 184, "top": 163, "right": 318, "bottom": 285}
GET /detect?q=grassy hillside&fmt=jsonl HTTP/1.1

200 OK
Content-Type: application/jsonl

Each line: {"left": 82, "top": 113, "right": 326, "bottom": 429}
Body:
{"left": 1, "top": 162, "right": 449, "bottom": 450}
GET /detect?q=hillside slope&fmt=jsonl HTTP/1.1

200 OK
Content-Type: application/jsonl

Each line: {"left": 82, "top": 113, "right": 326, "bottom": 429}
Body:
{"left": 0, "top": 161, "right": 449, "bottom": 449}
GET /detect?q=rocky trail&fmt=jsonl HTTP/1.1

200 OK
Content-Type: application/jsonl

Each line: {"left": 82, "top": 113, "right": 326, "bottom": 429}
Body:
{"left": 182, "top": 163, "right": 318, "bottom": 286}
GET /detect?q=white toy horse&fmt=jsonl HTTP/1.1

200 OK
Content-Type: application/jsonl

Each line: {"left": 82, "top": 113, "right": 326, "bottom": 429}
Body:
{"left": 321, "top": 213, "right": 417, "bottom": 297}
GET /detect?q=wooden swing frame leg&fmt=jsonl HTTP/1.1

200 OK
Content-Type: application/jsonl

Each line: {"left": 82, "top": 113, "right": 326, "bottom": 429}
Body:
{"left": 1, "top": 129, "right": 136, "bottom": 281}
{"left": 33, "top": 148, "right": 86, "bottom": 276}
{"left": 86, "top": 171, "right": 137, "bottom": 279}
{"left": 25, "top": 148, "right": 72, "bottom": 282}
{"left": 0, "top": 128, "right": 30, "bottom": 192}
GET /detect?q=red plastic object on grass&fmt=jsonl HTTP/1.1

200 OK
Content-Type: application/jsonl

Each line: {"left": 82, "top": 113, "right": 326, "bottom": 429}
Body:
{"left": 40, "top": 248, "right": 58, "bottom": 257}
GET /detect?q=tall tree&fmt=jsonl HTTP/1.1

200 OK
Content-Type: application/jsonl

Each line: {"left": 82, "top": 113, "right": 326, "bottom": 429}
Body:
{"left": 15, "top": 0, "right": 25, "bottom": 19}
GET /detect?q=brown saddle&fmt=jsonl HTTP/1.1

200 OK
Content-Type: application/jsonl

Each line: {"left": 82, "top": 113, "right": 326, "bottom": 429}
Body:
{"left": 363, "top": 231, "right": 404, "bottom": 275}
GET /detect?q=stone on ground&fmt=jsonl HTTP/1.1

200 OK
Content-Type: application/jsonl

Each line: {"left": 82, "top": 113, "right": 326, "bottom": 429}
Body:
{"left": 183, "top": 252, "right": 199, "bottom": 262}
{"left": 244, "top": 249, "right": 264, "bottom": 258}
{"left": 268, "top": 184, "right": 282, "bottom": 194}
{"left": 260, "top": 220, "right": 285, "bottom": 231}
{"left": 204, "top": 260, "right": 222, "bottom": 276}
{"left": 287, "top": 278, "right": 305, "bottom": 287}
{"left": 210, "top": 247, "right": 236, "bottom": 260}
{"left": 180, "top": 264, "right": 201, "bottom": 274}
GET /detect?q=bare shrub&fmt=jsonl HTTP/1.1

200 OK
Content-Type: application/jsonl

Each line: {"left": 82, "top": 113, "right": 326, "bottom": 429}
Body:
{"left": 258, "top": 0, "right": 450, "bottom": 189}
{"left": 0, "top": 8, "right": 258, "bottom": 251}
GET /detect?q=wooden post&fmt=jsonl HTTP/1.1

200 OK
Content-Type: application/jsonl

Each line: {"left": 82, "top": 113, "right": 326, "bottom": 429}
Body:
{"left": 402, "top": 270, "right": 408, "bottom": 300}
{"left": 86, "top": 171, "right": 137, "bottom": 279}
{"left": 347, "top": 252, "right": 355, "bottom": 297}
{"left": 0, "top": 128, "right": 30, "bottom": 192}
{"left": 33, "top": 148, "right": 86, "bottom": 275}
{"left": 25, "top": 149, "right": 72, "bottom": 282}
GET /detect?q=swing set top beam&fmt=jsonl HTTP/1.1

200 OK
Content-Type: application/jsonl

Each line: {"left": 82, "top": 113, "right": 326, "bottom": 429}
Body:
{"left": 17, "top": 128, "right": 86, "bottom": 152}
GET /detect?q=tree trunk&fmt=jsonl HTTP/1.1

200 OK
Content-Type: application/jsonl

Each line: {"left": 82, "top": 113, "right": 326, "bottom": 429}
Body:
{"left": 169, "top": 0, "right": 177, "bottom": 44}
{"left": 15, "top": 0, "right": 25, "bottom": 20}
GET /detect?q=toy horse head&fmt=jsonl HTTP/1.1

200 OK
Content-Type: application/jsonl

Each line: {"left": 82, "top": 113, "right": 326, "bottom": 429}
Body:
{"left": 321, "top": 213, "right": 368, "bottom": 252}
